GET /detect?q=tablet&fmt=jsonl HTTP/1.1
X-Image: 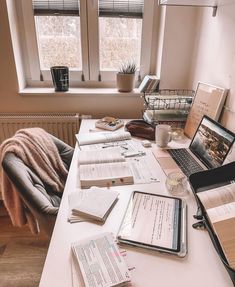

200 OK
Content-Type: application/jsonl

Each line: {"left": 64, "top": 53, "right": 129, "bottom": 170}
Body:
{"left": 117, "top": 191, "right": 187, "bottom": 257}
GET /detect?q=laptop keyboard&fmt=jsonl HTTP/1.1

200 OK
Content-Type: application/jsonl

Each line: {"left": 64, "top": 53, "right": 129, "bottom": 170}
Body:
{"left": 168, "top": 148, "right": 204, "bottom": 177}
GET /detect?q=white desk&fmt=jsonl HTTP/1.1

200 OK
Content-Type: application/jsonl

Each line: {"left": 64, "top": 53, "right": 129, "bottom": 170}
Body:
{"left": 39, "top": 120, "right": 233, "bottom": 287}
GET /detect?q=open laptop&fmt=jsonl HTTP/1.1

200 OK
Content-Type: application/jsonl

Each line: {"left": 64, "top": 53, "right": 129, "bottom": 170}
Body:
{"left": 153, "top": 115, "right": 235, "bottom": 177}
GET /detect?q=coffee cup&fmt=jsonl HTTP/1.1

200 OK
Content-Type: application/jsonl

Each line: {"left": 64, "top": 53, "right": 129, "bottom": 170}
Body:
{"left": 155, "top": 124, "right": 172, "bottom": 148}
{"left": 50, "top": 66, "right": 69, "bottom": 92}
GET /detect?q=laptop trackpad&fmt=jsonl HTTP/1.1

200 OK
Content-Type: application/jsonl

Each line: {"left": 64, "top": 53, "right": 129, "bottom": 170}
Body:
{"left": 152, "top": 148, "right": 181, "bottom": 175}
{"left": 157, "top": 157, "right": 181, "bottom": 175}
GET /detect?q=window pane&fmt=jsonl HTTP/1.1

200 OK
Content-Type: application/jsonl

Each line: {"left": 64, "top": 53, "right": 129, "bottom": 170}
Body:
{"left": 99, "top": 17, "right": 142, "bottom": 71}
{"left": 34, "top": 16, "right": 82, "bottom": 70}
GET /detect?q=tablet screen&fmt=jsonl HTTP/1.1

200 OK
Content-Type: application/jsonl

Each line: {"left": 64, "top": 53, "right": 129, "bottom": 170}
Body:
{"left": 117, "top": 191, "right": 182, "bottom": 252}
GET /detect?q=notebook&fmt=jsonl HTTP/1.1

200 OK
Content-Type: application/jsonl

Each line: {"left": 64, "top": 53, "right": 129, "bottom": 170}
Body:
{"left": 153, "top": 115, "right": 235, "bottom": 177}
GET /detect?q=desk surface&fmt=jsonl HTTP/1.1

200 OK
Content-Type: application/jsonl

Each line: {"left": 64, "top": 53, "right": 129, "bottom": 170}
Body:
{"left": 39, "top": 120, "right": 233, "bottom": 287}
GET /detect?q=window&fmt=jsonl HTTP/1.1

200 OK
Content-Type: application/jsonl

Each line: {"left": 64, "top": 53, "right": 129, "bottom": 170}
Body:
{"left": 99, "top": 0, "right": 143, "bottom": 70}
{"left": 35, "top": 16, "right": 82, "bottom": 70}
{"left": 17, "top": 0, "right": 157, "bottom": 87}
{"left": 99, "top": 18, "right": 142, "bottom": 70}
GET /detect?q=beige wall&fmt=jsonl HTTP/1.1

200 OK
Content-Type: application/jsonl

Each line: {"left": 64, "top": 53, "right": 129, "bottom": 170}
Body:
{"left": 159, "top": 6, "right": 198, "bottom": 89}
{"left": 188, "top": 4, "right": 235, "bottom": 132}
{"left": 0, "top": 1, "right": 19, "bottom": 109}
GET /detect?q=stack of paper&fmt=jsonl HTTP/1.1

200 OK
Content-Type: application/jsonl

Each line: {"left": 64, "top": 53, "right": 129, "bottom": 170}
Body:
{"left": 71, "top": 232, "right": 131, "bottom": 287}
{"left": 68, "top": 187, "right": 119, "bottom": 223}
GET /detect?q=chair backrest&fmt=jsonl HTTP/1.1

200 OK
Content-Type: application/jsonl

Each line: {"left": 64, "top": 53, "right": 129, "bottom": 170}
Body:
{"left": 2, "top": 134, "right": 74, "bottom": 237}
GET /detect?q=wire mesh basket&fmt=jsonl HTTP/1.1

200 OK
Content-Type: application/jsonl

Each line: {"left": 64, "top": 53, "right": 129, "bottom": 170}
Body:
{"left": 142, "top": 89, "right": 195, "bottom": 128}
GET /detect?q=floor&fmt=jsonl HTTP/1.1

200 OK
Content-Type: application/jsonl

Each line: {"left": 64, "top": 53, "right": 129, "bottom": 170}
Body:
{"left": 0, "top": 201, "right": 49, "bottom": 287}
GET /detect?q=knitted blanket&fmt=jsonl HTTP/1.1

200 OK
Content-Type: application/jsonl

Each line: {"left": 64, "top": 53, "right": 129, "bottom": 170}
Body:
{"left": 0, "top": 128, "right": 68, "bottom": 234}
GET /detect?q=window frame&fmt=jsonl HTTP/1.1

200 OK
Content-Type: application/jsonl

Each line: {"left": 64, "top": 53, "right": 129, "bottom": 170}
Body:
{"left": 17, "top": 0, "right": 157, "bottom": 87}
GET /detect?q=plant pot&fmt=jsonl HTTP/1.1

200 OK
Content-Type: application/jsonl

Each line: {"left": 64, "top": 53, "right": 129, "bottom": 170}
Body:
{"left": 116, "top": 73, "right": 135, "bottom": 92}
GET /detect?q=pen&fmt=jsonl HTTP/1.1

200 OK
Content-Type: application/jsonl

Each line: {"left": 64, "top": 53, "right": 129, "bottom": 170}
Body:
{"left": 124, "top": 152, "right": 146, "bottom": 157}
{"left": 120, "top": 145, "right": 128, "bottom": 150}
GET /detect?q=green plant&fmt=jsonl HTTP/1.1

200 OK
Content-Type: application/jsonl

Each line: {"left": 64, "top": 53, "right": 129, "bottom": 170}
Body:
{"left": 118, "top": 62, "right": 137, "bottom": 74}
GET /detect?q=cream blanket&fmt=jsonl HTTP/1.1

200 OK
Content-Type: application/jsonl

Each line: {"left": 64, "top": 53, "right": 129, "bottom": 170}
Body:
{"left": 0, "top": 128, "right": 68, "bottom": 234}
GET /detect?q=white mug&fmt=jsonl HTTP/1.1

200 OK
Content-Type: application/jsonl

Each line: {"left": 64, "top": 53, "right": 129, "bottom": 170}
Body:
{"left": 155, "top": 124, "right": 172, "bottom": 148}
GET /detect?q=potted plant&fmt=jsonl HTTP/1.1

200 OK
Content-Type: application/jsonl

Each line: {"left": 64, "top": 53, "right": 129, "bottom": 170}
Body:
{"left": 116, "top": 62, "right": 137, "bottom": 92}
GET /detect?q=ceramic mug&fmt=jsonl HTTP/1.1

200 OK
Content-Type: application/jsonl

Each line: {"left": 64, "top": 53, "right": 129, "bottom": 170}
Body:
{"left": 50, "top": 66, "right": 69, "bottom": 92}
{"left": 155, "top": 124, "right": 172, "bottom": 147}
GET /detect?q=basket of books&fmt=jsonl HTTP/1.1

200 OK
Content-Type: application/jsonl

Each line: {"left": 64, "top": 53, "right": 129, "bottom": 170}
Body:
{"left": 142, "top": 89, "right": 195, "bottom": 129}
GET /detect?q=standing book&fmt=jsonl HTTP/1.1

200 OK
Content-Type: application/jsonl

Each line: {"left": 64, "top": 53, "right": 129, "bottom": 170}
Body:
{"left": 184, "top": 82, "right": 227, "bottom": 138}
{"left": 138, "top": 75, "right": 159, "bottom": 93}
{"left": 78, "top": 147, "right": 134, "bottom": 188}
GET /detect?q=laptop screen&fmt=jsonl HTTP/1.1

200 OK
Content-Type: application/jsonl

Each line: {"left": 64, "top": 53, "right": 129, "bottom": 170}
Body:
{"left": 189, "top": 115, "right": 235, "bottom": 169}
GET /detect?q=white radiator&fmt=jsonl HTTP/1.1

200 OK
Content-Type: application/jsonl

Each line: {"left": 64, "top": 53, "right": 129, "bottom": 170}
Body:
{"left": 0, "top": 113, "right": 80, "bottom": 147}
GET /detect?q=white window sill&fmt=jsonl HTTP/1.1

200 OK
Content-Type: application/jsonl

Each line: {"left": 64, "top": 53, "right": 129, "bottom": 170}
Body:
{"left": 19, "top": 87, "right": 142, "bottom": 97}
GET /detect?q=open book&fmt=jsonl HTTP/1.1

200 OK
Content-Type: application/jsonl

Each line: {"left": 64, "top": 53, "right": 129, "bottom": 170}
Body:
{"left": 197, "top": 182, "right": 235, "bottom": 268}
{"left": 68, "top": 187, "right": 119, "bottom": 222}
{"left": 71, "top": 232, "right": 131, "bottom": 287}
{"left": 78, "top": 147, "right": 125, "bottom": 165}
{"left": 78, "top": 147, "right": 134, "bottom": 188}
{"left": 76, "top": 131, "right": 131, "bottom": 146}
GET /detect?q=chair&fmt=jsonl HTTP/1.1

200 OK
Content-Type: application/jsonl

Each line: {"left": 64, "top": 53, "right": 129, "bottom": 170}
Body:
{"left": 1, "top": 134, "right": 74, "bottom": 237}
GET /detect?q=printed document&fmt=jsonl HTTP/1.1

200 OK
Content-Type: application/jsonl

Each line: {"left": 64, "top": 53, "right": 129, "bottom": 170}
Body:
{"left": 71, "top": 232, "right": 131, "bottom": 287}
{"left": 197, "top": 183, "right": 235, "bottom": 211}
{"left": 79, "top": 139, "right": 145, "bottom": 158}
{"left": 80, "top": 141, "right": 159, "bottom": 184}
{"left": 197, "top": 182, "right": 235, "bottom": 268}
{"left": 126, "top": 155, "right": 160, "bottom": 184}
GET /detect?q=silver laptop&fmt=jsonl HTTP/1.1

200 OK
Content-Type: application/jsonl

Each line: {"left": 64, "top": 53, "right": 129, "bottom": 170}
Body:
{"left": 154, "top": 115, "right": 235, "bottom": 177}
